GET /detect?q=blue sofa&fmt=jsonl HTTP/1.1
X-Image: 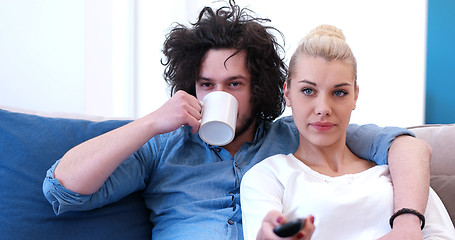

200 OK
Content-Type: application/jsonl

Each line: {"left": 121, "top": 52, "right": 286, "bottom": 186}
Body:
{"left": 0, "top": 108, "right": 152, "bottom": 240}
{"left": 1, "top": 107, "right": 454, "bottom": 239}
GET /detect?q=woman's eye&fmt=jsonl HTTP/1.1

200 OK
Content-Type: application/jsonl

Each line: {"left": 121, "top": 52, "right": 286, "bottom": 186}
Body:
{"left": 334, "top": 90, "right": 348, "bottom": 97}
{"left": 230, "top": 82, "right": 241, "bottom": 87}
{"left": 301, "top": 88, "right": 314, "bottom": 95}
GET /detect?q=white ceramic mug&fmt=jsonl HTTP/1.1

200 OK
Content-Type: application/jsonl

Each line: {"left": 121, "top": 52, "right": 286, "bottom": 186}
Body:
{"left": 199, "top": 91, "right": 238, "bottom": 146}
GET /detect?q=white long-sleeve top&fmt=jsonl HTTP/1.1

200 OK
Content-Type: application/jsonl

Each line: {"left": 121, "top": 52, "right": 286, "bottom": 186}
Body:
{"left": 240, "top": 153, "right": 455, "bottom": 240}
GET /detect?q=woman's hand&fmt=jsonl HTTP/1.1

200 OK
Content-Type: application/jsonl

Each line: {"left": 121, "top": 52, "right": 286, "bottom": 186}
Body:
{"left": 257, "top": 210, "right": 315, "bottom": 240}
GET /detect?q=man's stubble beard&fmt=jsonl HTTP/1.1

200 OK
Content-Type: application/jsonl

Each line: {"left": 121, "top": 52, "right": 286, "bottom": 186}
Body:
{"left": 233, "top": 112, "right": 256, "bottom": 141}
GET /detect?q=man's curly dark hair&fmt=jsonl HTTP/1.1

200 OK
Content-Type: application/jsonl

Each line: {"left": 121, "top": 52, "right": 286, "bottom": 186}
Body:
{"left": 161, "top": 0, "right": 287, "bottom": 122}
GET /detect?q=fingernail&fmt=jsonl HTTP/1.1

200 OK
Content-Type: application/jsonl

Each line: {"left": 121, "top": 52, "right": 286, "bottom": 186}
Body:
{"left": 277, "top": 217, "right": 283, "bottom": 224}
{"left": 297, "top": 232, "right": 304, "bottom": 239}
{"left": 310, "top": 215, "right": 315, "bottom": 224}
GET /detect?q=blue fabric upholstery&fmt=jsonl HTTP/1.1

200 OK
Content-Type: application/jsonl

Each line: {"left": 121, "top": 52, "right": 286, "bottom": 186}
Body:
{"left": 0, "top": 109, "right": 152, "bottom": 240}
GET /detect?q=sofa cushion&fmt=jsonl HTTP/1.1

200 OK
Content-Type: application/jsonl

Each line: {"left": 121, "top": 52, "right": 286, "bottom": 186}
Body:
{"left": 410, "top": 124, "right": 455, "bottom": 226}
{"left": 0, "top": 108, "right": 152, "bottom": 239}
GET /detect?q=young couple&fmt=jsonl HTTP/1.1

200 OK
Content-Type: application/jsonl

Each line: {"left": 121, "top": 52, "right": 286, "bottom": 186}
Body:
{"left": 43, "top": 1, "right": 452, "bottom": 239}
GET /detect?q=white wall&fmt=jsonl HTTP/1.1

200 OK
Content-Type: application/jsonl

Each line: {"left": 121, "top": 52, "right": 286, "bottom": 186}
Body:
{"left": 246, "top": 0, "right": 427, "bottom": 127}
{"left": 0, "top": 0, "right": 426, "bottom": 127}
{"left": 0, "top": 0, "right": 85, "bottom": 114}
{"left": 84, "top": 0, "right": 136, "bottom": 118}
{"left": 0, "top": 0, "right": 136, "bottom": 118}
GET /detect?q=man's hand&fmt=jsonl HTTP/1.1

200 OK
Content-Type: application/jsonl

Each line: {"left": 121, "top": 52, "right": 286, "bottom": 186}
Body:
{"left": 384, "top": 135, "right": 430, "bottom": 240}
{"left": 378, "top": 214, "right": 423, "bottom": 240}
{"left": 149, "top": 90, "right": 202, "bottom": 135}
{"left": 257, "top": 210, "right": 315, "bottom": 240}
{"left": 55, "top": 90, "right": 202, "bottom": 194}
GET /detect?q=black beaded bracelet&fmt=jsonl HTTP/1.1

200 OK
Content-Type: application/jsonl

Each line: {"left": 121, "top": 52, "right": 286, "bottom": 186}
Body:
{"left": 389, "top": 208, "right": 425, "bottom": 230}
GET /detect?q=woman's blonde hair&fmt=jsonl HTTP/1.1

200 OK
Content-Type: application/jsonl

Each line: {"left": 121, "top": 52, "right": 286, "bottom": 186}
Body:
{"left": 287, "top": 24, "right": 357, "bottom": 85}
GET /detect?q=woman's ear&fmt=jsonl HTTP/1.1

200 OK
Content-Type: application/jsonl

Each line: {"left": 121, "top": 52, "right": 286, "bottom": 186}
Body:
{"left": 284, "top": 81, "right": 291, "bottom": 107}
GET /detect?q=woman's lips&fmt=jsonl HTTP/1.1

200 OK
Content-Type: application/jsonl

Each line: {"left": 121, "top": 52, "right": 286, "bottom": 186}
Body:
{"left": 310, "top": 122, "right": 335, "bottom": 131}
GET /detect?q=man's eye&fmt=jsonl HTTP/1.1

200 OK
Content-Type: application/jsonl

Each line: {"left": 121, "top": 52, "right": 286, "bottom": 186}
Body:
{"left": 230, "top": 82, "right": 240, "bottom": 87}
{"left": 334, "top": 90, "right": 348, "bottom": 97}
{"left": 201, "top": 83, "right": 212, "bottom": 87}
{"left": 301, "top": 88, "right": 314, "bottom": 95}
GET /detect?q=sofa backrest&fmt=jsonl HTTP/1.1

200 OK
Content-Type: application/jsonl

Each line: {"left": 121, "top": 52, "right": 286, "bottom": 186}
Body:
{"left": 0, "top": 108, "right": 152, "bottom": 240}
{"left": 410, "top": 124, "right": 455, "bottom": 226}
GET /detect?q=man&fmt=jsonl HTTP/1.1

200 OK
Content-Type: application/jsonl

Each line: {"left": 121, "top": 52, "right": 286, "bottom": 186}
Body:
{"left": 43, "top": 1, "right": 431, "bottom": 239}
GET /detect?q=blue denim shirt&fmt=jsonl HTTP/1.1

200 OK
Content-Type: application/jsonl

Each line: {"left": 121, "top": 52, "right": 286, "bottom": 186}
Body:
{"left": 43, "top": 116, "right": 412, "bottom": 240}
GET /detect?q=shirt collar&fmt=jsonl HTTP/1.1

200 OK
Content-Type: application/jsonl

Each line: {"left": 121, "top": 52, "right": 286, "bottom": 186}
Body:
{"left": 253, "top": 119, "right": 269, "bottom": 143}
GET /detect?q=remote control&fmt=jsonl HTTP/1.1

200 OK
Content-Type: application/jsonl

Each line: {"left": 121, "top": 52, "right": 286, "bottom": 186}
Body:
{"left": 273, "top": 218, "right": 305, "bottom": 238}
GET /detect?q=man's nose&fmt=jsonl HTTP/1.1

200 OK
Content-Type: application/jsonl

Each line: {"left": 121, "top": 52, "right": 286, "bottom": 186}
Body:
{"left": 214, "top": 85, "right": 227, "bottom": 92}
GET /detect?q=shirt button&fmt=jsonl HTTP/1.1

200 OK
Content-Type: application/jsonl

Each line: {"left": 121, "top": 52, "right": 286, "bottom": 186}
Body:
{"left": 215, "top": 148, "right": 221, "bottom": 152}
{"left": 234, "top": 162, "right": 238, "bottom": 167}
{"left": 228, "top": 219, "right": 234, "bottom": 225}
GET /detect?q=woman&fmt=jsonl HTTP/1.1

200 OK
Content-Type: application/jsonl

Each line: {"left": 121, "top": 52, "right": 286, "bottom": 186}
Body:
{"left": 240, "top": 25, "right": 455, "bottom": 239}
